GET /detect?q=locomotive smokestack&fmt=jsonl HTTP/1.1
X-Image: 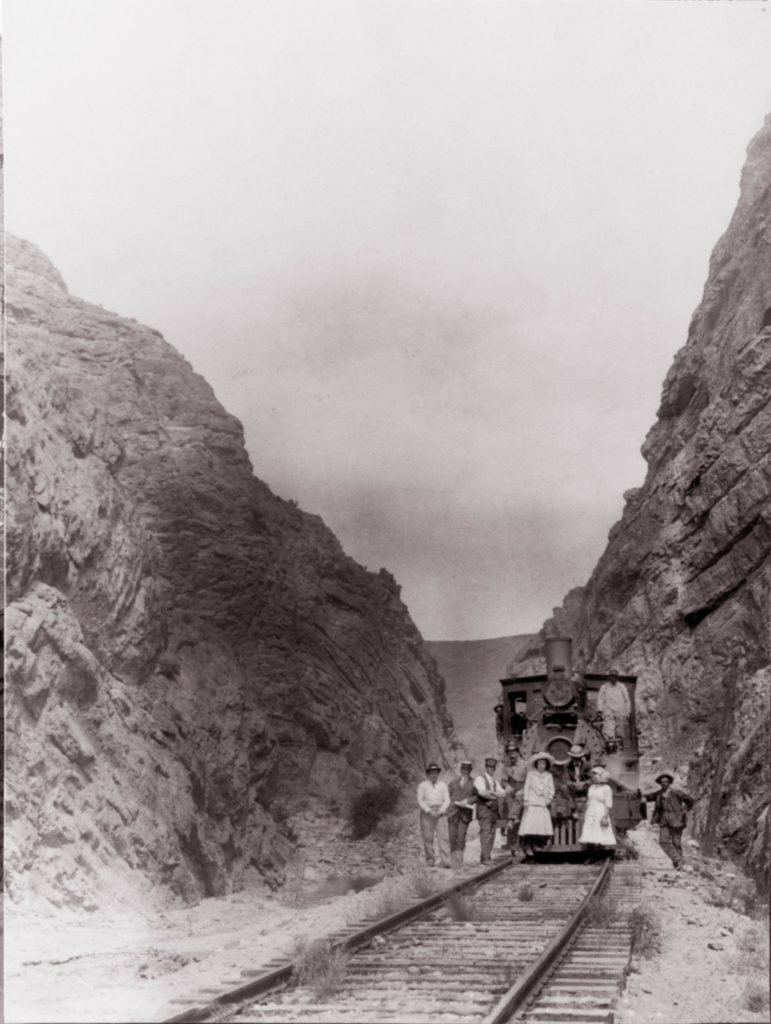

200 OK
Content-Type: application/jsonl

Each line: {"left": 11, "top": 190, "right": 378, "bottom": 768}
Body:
{"left": 545, "top": 637, "right": 572, "bottom": 678}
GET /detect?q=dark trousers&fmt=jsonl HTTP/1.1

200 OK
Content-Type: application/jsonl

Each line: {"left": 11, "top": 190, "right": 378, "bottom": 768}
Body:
{"left": 659, "top": 824, "right": 685, "bottom": 867}
{"left": 448, "top": 812, "right": 472, "bottom": 854}
{"left": 477, "top": 803, "right": 498, "bottom": 862}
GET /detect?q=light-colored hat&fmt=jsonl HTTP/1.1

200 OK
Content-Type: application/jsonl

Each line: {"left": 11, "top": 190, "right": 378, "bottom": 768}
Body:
{"left": 655, "top": 771, "right": 675, "bottom": 785}
{"left": 426, "top": 763, "right": 441, "bottom": 772}
{"left": 568, "top": 744, "right": 587, "bottom": 759}
{"left": 460, "top": 760, "right": 473, "bottom": 769}
{"left": 484, "top": 755, "right": 498, "bottom": 765}
{"left": 590, "top": 766, "right": 610, "bottom": 783}
{"left": 529, "top": 751, "right": 554, "bottom": 767}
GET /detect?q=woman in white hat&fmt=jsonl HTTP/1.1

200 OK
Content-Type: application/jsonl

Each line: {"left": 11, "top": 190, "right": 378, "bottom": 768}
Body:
{"left": 518, "top": 752, "right": 555, "bottom": 857}
{"left": 579, "top": 765, "right": 616, "bottom": 856}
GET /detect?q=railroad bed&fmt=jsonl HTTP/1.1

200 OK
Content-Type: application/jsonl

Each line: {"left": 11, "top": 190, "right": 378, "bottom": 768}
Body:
{"left": 177, "top": 858, "right": 640, "bottom": 1024}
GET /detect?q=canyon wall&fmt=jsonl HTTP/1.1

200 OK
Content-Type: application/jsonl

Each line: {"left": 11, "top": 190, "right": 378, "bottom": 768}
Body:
{"left": 4, "top": 235, "right": 459, "bottom": 911}
{"left": 514, "top": 116, "right": 771, "bottom": 889}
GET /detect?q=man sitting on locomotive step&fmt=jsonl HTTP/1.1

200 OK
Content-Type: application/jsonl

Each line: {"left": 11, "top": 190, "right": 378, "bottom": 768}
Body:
{"left": 502, "top": 742, "right": 527, "bottom": 845}
{"left": 596, "top": 670, "right": 630, "bottom": 748}
{"left": 474, "top": 757, "right": 506, "bottom": 864}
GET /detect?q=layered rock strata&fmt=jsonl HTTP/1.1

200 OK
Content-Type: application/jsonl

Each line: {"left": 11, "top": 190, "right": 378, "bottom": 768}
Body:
{"left": 514, "top": 116, "right": 771, "bottom": 888}
{"left": 5, "top": 236, "right": 458, "bottom": 910}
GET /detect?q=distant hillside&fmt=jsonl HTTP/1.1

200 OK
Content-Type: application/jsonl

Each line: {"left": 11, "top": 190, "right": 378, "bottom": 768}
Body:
{"left": 426, "top": 635, "right": 537, "bottom": 768}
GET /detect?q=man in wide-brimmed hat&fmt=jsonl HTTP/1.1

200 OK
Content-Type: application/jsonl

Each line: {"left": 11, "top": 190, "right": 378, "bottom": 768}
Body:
{"left": 644, "top": 771, "right": 695, "bottom": 869}
{"left": 566, "top": 744, "right": 591, "bottom": 819}
{"left": 416, "top": 763, "right": 452, "bottom": 868}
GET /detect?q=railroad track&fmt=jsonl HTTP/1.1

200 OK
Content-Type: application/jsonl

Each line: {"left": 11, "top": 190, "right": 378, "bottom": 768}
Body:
{"left": 164, "top": 855, "right": 640, "bottom": 1024}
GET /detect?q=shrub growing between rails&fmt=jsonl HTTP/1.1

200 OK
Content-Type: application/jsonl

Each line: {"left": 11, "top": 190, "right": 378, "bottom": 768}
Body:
{"left": 292, "top": 938, "right": 349, "bottom": 999}
{"left": 349, "top": 783, "right": 400, "bottom": 839}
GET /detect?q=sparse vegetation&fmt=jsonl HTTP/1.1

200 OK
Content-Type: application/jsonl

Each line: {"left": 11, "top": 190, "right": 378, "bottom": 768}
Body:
{"left": 732, "top": 921, "right": 770, "bottom": 974}
{"left": 410, "top": 865, "right": 437, "bottom": 898}
{"left": 585, "top": 896, "right": 618, "bottom": 928}
{"left": 374, "top": 813, "right": 404, "bottom": 842}
{"left": 292, "top": 937, "right": 349, "bottom": 999}
{"left": 517, "top": 883, "right": 533, "bottom": 902}
{"left": 628, "top": 906, "right": 662, "bottom": 958}
{"left": 444, "top": 890, "right": 476, "bottom": 921}
{"left": 706, "top": 876, "right": 759, "bottom": 916}
{"left": 743, "top": 978, "right": 770, "bottom": 1014}
{"left": 348, "top": 783, "right": 400, "bottom": 839}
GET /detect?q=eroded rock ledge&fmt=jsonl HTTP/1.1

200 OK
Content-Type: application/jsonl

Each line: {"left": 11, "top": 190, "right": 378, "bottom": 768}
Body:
{"left": 514, "top": 116, "right": 771, "bottom": 890}
{"left": 5, "top": 236, "right": 459, "bottom": 911}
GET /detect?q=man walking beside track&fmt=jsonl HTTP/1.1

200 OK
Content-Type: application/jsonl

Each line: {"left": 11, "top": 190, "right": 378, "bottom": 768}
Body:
{"left": 474, "top": 756, "right": 506, "bottom": 864}
{"left": 644, "top": 771, "right": 695, "bottom": 869}
{"left": 447, "top": 760, "right": 477, "bottom": 868}
{"left": 416, "top": 763, "right": 452, "bottom": 868}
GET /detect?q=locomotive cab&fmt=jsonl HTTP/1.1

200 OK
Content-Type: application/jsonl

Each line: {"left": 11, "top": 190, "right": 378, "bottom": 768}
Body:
{"left": 499, "top": 637, "right": 643, "bottom": 852}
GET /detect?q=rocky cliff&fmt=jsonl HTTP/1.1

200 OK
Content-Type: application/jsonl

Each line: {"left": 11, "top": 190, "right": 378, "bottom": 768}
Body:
{"left": 514, "top": 117, "right": 771, "bottom": 889}
{"left": 4, "top": 235, "right": 459, "bottom": 910}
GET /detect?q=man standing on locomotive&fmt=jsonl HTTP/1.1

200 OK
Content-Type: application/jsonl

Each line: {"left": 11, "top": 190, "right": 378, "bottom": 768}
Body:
{"left": 474, "top": 757, "right": 506, "bottom": 864}
{"left": 596, "top": 670, "right": 631, "bottom": 749}
{"left": 447, "top": 760, "right": 477, "bottom": 868}
{"left": 645, "top": 771, "right": 695, "bottom": 870}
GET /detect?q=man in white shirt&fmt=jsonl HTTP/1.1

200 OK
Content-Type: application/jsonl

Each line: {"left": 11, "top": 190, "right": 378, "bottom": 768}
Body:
{"left": 416, "top": 763, "right": 452, "bottom": 868}
{"left": 596, "top": 670, "right": 631, "bottom": 748}
{"left": 474, "top": 757, "right": 506, "bottom": 864}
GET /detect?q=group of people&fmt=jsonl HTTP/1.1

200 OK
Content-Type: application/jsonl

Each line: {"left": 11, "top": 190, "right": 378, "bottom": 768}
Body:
{"left": 418, "top": 746, "right": 694, "bottom": 870}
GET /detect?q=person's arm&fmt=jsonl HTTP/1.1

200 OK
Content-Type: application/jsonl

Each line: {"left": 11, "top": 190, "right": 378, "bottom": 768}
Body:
{"left": 546, "top": 773, "right": 555, "bottom": 803}
{"left": 622, "top": 685, "right": 631, "bottom": 715}
{"left": 603, "top": 785, "right": 614, "bottom": 810}
{"left": 437, "top": 782, "right": 450, "bottom": 814}
{"left": 523, "top": 772, "right": 533, "bottom": 804}
{"left": 416, "top": 782, "right": 431, "bottom": 813}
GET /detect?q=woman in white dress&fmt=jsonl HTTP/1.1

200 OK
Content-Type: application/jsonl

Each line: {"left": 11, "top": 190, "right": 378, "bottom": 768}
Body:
{"left": 519, "top": 752, "right": 555, "bottom": 857}
{"left": 579, "top": 766, "right": 616, "bottom": 857}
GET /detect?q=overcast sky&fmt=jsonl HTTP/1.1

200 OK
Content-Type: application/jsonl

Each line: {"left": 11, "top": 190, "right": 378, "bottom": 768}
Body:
{"left": 5, "top": 1, "right": 771, "bottom": 639}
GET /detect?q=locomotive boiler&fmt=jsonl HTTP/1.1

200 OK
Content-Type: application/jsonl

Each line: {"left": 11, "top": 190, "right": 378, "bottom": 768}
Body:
{"left": 497, "top": 637, "right": 643, "bottom": 851}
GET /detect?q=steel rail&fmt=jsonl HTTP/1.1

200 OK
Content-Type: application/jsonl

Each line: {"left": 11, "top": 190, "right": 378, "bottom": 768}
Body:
{"left": 162, "top": 857, "right": 511, "bottom": 1024}
{"left": 480, "top": 856, "right": 613, "bottom": 1024}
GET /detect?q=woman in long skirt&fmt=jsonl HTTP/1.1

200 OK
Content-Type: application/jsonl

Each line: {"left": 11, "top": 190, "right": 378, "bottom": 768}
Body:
{"left": 579, "top": 766, "right": 616, "bottom": 857}
{"left": 519, "top": 752, "right": 555, "bottom": 857}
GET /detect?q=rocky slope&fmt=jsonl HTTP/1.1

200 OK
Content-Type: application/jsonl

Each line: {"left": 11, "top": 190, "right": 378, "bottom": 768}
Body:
{"left": 4, "top": 235, "right": 459, "bottom": 911}
{"left": 513, "top": 116, "right": 771, "bottom": 889}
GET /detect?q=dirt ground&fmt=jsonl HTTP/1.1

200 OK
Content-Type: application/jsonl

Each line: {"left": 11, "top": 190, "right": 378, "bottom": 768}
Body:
{"left": 4, "top": 812, "right": 769, "bottom": 1024}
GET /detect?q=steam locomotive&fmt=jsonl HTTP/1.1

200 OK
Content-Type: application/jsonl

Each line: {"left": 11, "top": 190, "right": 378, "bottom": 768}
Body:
{"left": 497, "top": 637, "right": 644, "bottom": 852}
